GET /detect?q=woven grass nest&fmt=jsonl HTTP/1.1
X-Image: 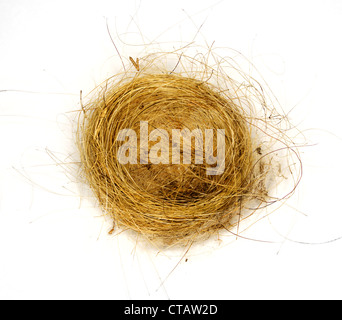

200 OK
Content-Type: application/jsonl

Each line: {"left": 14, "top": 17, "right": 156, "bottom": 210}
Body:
{"left": 77, "top": 52, "right": 300, "bottom": 246}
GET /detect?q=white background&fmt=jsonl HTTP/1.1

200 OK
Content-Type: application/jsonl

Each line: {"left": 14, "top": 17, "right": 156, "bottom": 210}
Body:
{"left": 1, "top": 0, "right": 342, "bottom": 300}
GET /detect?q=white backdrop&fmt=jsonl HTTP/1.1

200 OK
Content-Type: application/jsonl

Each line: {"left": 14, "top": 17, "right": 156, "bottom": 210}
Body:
{"left": 1, "top": 0, "right": 342, "bottom": 300}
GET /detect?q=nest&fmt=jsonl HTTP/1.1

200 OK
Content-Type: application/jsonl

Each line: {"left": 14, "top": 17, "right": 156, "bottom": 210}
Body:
{"left": 77, "top": 52, "right": 296, "bottom": 246}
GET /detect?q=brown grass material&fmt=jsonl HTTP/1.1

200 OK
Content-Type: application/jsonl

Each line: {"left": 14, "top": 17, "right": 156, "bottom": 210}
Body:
{"left": 77, "top": 51, "right": 301, "bottom": 247}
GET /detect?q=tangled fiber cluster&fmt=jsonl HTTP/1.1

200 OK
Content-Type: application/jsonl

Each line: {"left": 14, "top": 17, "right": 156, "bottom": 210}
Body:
{"left": 77, "top": 51, "right": 299, "bottom": 246}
